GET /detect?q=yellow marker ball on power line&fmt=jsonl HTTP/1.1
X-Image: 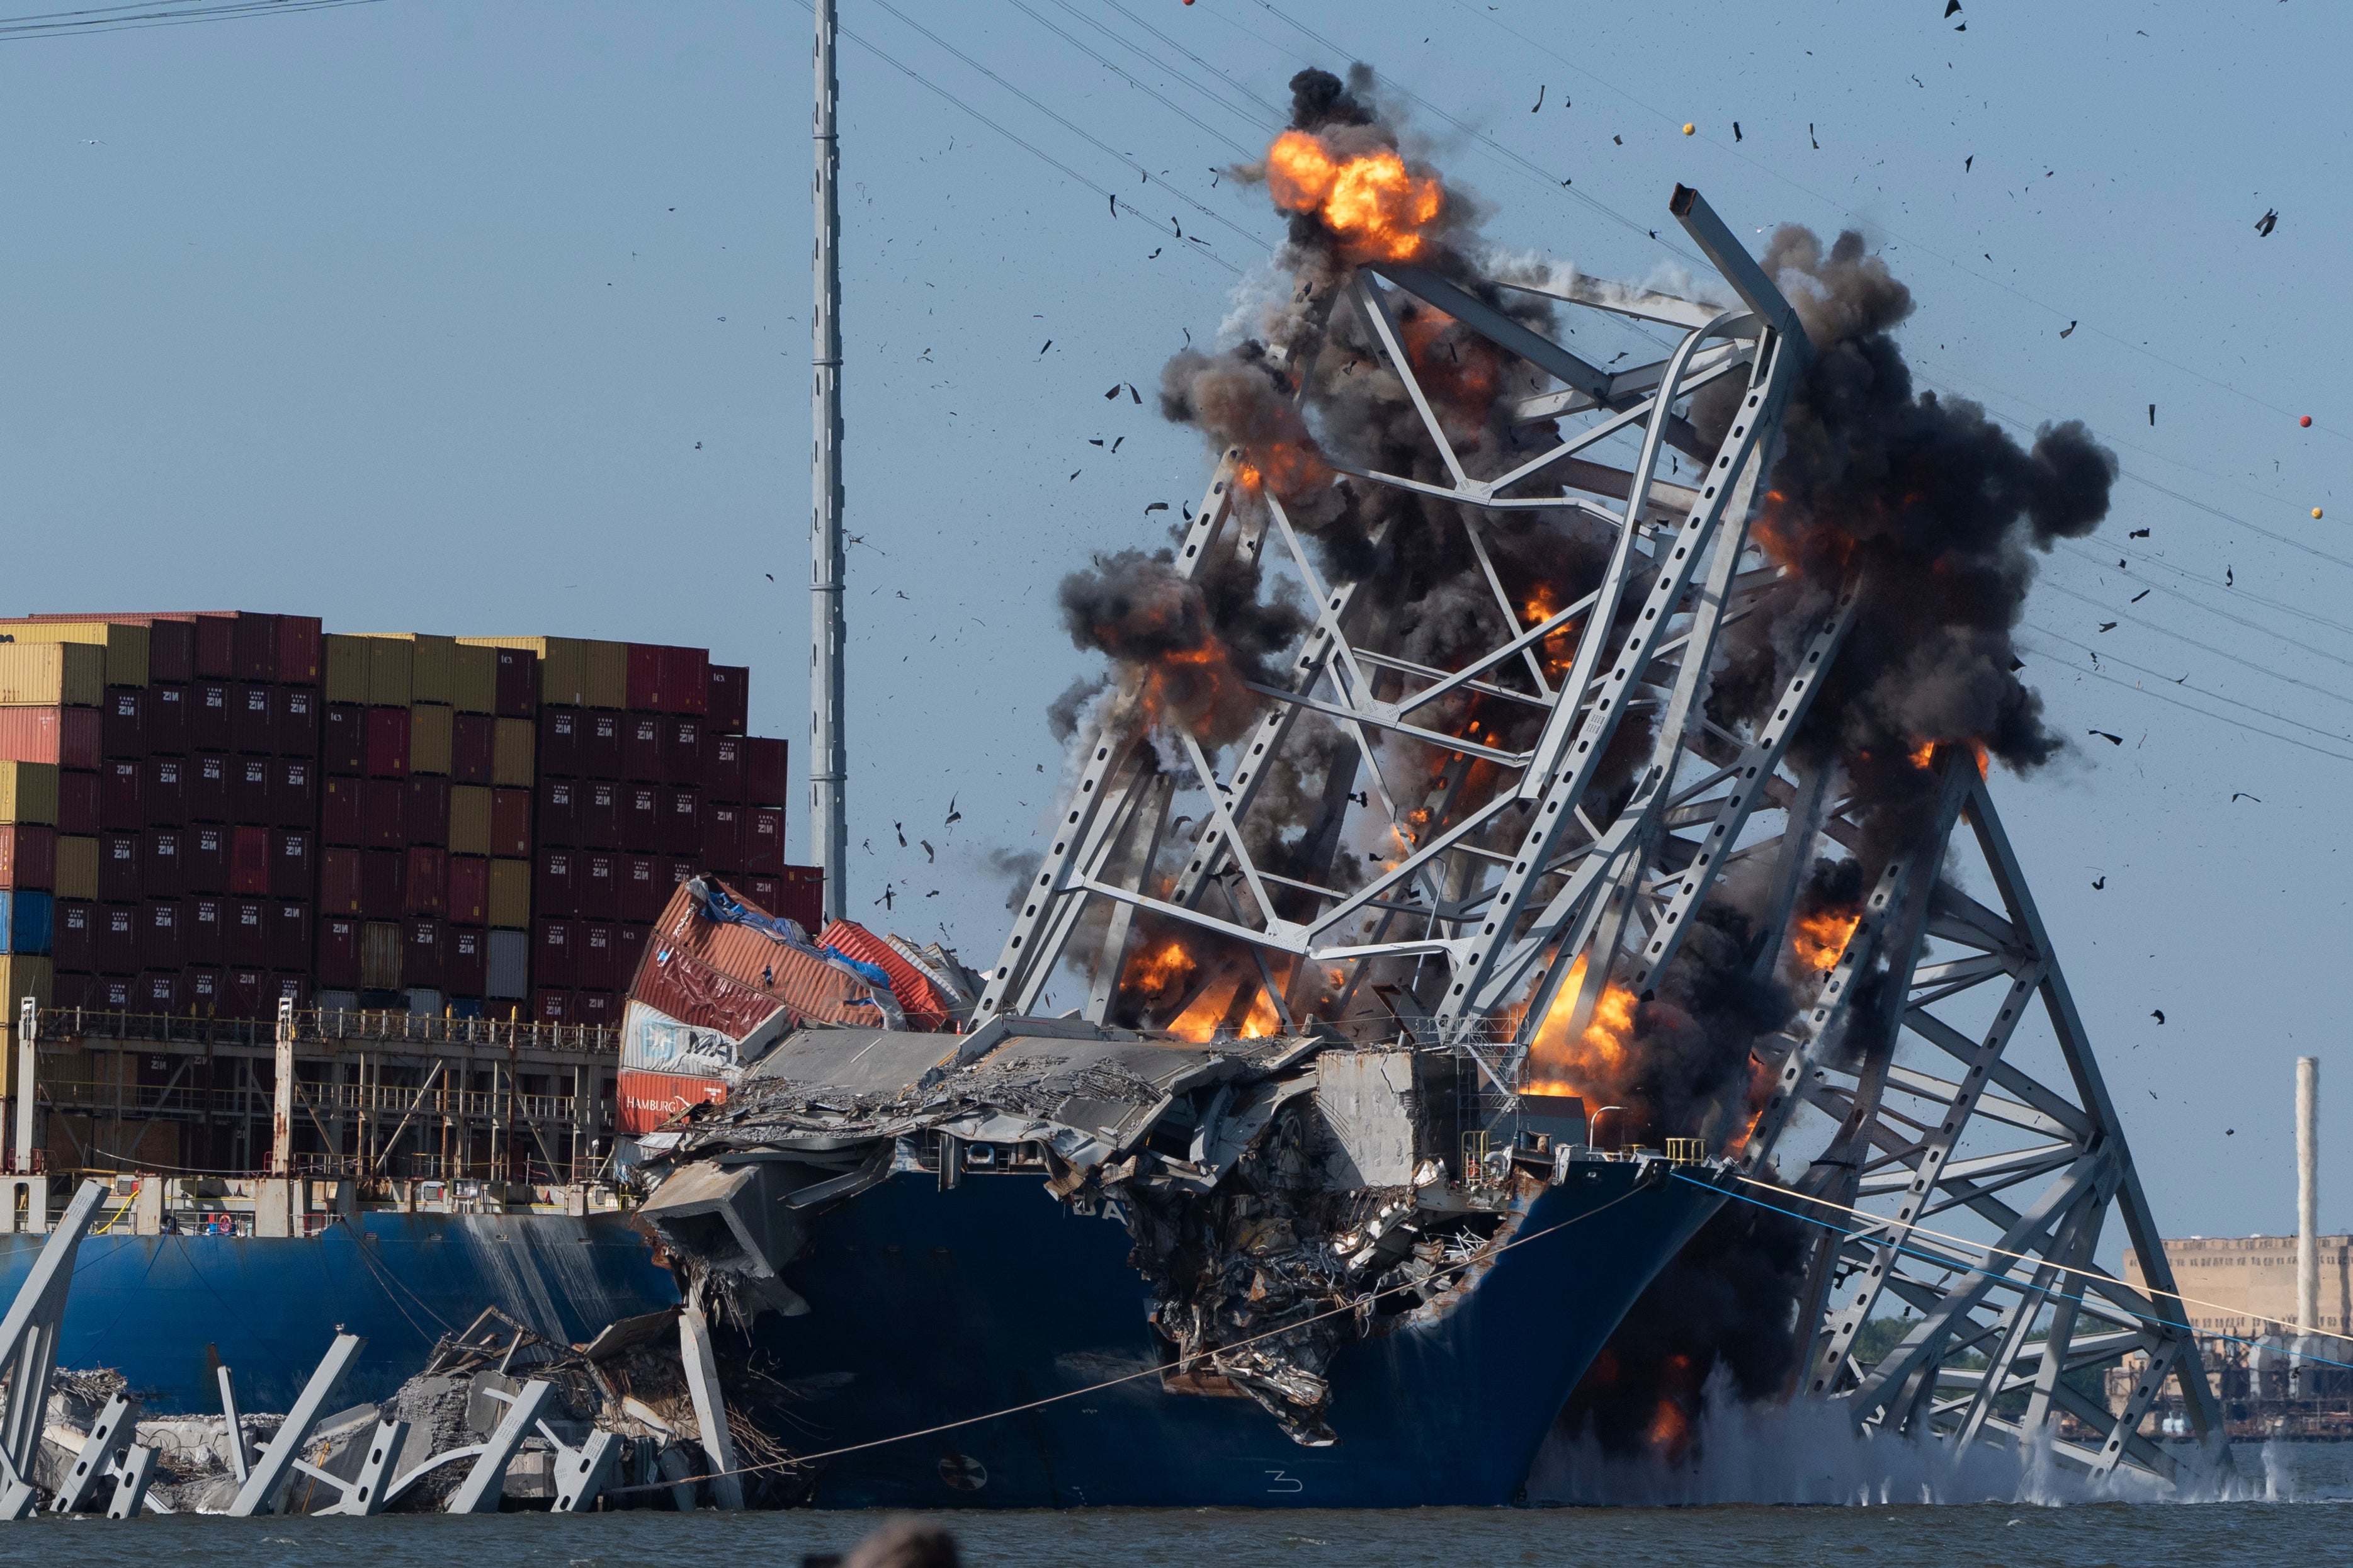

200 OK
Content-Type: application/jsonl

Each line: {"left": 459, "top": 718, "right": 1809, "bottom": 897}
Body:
{"left": 1682, "top": 123, "right": 1696, "bottom": 135}
{"left": 2316, "top": 507, "right": 2327, "bottom": 520}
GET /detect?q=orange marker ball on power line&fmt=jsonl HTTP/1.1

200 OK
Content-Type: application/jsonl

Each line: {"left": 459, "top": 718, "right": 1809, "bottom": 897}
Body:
{"left": 2302, "top": 415, "right": 2314, "bottom": 427}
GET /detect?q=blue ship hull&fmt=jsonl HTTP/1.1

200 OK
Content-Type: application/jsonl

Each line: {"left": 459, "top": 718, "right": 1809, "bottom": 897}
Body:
{"left": 0, "top": 1214, "right": 679, "bottom": 1413}
{"left": 740, "top": 1161, "right": 1727, "bottom": 1509}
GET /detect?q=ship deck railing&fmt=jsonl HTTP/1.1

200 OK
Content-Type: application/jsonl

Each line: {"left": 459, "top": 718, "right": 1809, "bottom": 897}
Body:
{"left": 29, "top": 1007, "right": 621, "bottom": 1056}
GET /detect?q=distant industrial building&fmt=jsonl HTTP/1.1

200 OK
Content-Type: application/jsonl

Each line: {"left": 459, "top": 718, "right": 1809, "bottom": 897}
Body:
{"left": 2124, "top": 1234, "right": 2353, "bottom": 1338}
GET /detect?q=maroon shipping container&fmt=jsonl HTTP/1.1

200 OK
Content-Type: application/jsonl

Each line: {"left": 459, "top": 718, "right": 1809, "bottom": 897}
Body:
{"left": 578, "top": 850, "right": 618, "bottom": 921}
{"left": 662, "top": 716, "right": 703, "bottom": 787}
{"left": 58, "top": 769, "right": 97, "bottom": 835}
{"left": 706, "top": 665, "right": 749, "bottom": 736}
{"left": 616, "top": 920, "right": 649, "bottom": 983}
{"left": 742, "top": 805, "right": 785, "bottom": 875}
{"left": 577, "top": 779, "right": 620, "bottom": 849}
{"left": 533, "top": 988, "right": 575, "bottom": 1025}
{"left": 188, "top": 755, "right": 227, "bottom": 823}
{"left": 490, "top": 647, "right": 536, "bottom": 719}
{"left": 701, "top": 801, "right": 743, "bottom": 875}
{"left": 101, "top": 689, "right": 144, "bottom": 759}
{"left": 54, "top": 900, "right": 94, "bottom": 971}
{"left": 365, "top": 707, "right": 410, "bottom": 778}
{"left": 535, "top": 918, "right": 575, "bottom": 988}
{"left": 582, "top": 711, "right": 621, "bottom": 777}
{"left": 137, "top": 972, "right": 179, "bottom": 1013}
{"left": 317, "top": 915, "right": 360, "bottom": 989}
{"left": 621, "top": 785, "right": 661, "bottom": 854}
{"left": 403, "top": 917, "right": 445, "bottom": 989}
{"left": 620, "top": 855, "right": 664, "bottom": 923}
{"left": 448, "top": 925, "right": 486, "bottom": 998}
{"left": 227, "top": 899, "right": 267, "bottom": 967}
{"left": 448, "top": 855, "right": 489, "bottom": 926}
{"left": 191, "top": 681, "right": 232, "bottom": 752}
{"left": 99, "top": 832, "right": 139, "bottom": 902}
{"left": 745, "top": 737, "right": 788, "bottom": 808}
{"left": 223, "top": 967, "right": 265, "bottom": 1020}
{"left": 361, "top": 849, "right": 404, "bottom": 920}
{"left": 0, "top": 708, "right": 101, "bottom": 771}
{"left": 232, "top": 757, "right": 270, "bottom": 824}
{"left": 225, "top": 612, "right": 278, "bottom": 682}
{"left": 405, "top": 845, "right": 446, "bottom": 916}
{"left": 663, "top": 858, "right": 698, "bottom": 904}
{"left": 186, "top": 824, "right": 228, "bottom": 893}
{"left": 577, "top": 922, "right": 619, "bottom": 991}
{"left": 192, "top": 615, "right": 235, "bottom": 680}
{"left": 407, "top": 776, "right": 450, "bottom": 847}
{"left": 705, "top": 735, "right": 745, "bottom": 803}
{"left": 140, "top": 899, "right": 183, "bottom": 970}
{"left": 82, "top": 618, "right": 194, "bottom": 685}
{"left": 88, "top": 974, "right": 133, "bottom": 1010}
{"left": 100, "top": 759, "right": 143, "bottom": 831}
{"left": 489, "top": 788, "right": 531, "bottom": 858}
{"left": 577, "top": 990, "right": 617, "bottom": 1028}
{"left": 624, "top": 645, "right": 664, "bottom": 713}
{"left": 231, "top": 684, "right": 272, "bottom": 755}
{"left": 148, "top": 682, "right": 190, "bottom": 755}
{"left": 621, "top": 714, "right": 661, "bottom": 783}
{"left": 271, "top": 829, "right": 312, "bottom": 900}
{"left": 98, "top": 903, "right": 139, "bottom": 974}
{"left": 145, "top": 757, "right": 186, "bottom": 825}
{"left": 363, "top": 776, "right": 405, "bottom": 847}
{"left": 274, "top": 759, "right": 316, "bottom": 830}
{"left": 321, "top": 777, "right": 363, "bottom": 847}
{"left": 271, "top": 973, "right": 309, "bottom": 1014}
{"left": 319, "top": 847, "right": 363, "bottom": 916}
{"left": 276, "top": 615, "right": 322, "bottom": 687}
{"left": 666, "top": 647, "right": 710, "bottom": 716}
{"left": 322, "top": 703, "right": 364, "bottom": 774}
{"left": 271, "top": 900, "right": 310, "bottom": 971}
{"left": 275, "top": 686, "right": 320, "bottom": 757}
{"left": 0, "top": 826, "right": 55, "bottom": 891}
{"left": 187, "top": 965, "right": 223, "bottom": 1015}
{"left": 451, "top": 713, "right": 494, "bottom": 785}
{"left": 773, "top": 866, "right": 826, "bottom": 930}
{"left": 540, "top": 708, "right": 582, "bottom": 779}
{"left": 535, "top": 847, "right": 577, "bottom": 919}
{"left": 538, "top": 778, "right": 578, "bottom": 847}
{"left": 142, "top": 827, "right": 183, "bottom": 896}
{"left": 187, "top": 894, "right": 225, "bottom": 966}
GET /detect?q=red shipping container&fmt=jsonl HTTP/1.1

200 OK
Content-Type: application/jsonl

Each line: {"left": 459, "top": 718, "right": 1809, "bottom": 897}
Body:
{"left": 745, "top": 737, "right": 789, "bottom": 807}
{"left": 540, "top": 708, "right": 582, "bottom": 778}
{"left": 773, "top": 865, "right": 826, "bottom": 930}
{"left": 447, "top": 854, "right": 489, "bottom": 925}
{"left": 191, "top": 680, "right": 232, "bottom": 752}
{"left": 579, "top": 850, "right": 618, "bottom": 921}
{"left": 99, "top": 832, "right": 140, "bottom": 901}
{"left": 271, "top": 973, "right": 309, "bottom": 1014}
{"left": 620, "top": 713, "right": 660, "bottom": 782}
{"left": 141, "top": 620, "right": 196, "bottom": 684}
{"left": 100, "top": 759, "right": 144, "bottom": 831}
{"left": 48, "top": 972, "right": 86, "bottom": 1011}
{"left": 138, "top": 971, "right": 179, "bottom": 1013}
{"left": 274, "top": 759, "right": 316, "bottom": 829}
{"left": 145, "top": 757, "right": 186, "bottom": 825}
{"left": 102, "top": 689, "right": 144, "bottom": 759}
{"left": 54, "top": 899, "right": 94, "bottom": 970}
{"left": 319, "top": 847, "right": 363, "bottom": 915}
{"left": 621, "top": 785, "right": 661, "bottom": 854}
{"left": 317, "top": 916, "right": 360, "bottom": 988}
{"left": 701, "top": 801, "right": 743, "bottom": 875}
{"left": 0, "top": 826, "right": 55, "bottom": 891}
{"left": 186, "top": 824, "right": 229, "bottom": 893}
{"left": 140, "top": 899, "right": 183, "bottom": 969}
{"left": 232, "top": 757, "right": 271, "bottom": 823}
{"left": 579, "top": 779, "right": 620, "bottom": 849}
{"left": 404, "top": 917, "right": 445, "bottom": 988}
{"left": 538, "top": 777, "right": 578, "bottom": 846}
{"left": 147, "top": 682, "right": 190, "bottom": 755}
{"left": 405, "top": 845, "right": 446, "bottom": 916}
{"left": 535, "top": 918, "right": 575, "bottom": 988}
{"left": 142, "top": 826, "right": 183, "bottom": 895}
{"left": 579, "top": 922, "right": 620, "bottom": 991}
{"left": 619, "top": 855, "right": 665, "bottom": 923}
{"left": 407, "top": 776, "right": 450, "bottom": 846}
{"left": 582, "top": 711, "right": 621, "bottom": 777}
{"left": 98, "top": 902, "right": 139, "bottom": 973}
{"left": 224, "top": 967, "right": 265, "bottom": 1020}
{"left": 662, "top": 716, "right": 703, "bottom": 787}
{"left": 491, "top": 647, "right": 536, "bottom": 719}
{"left": 276, "top": 616, "right": 322, "bottom": 687}
{"left": 227, "top": 899, "right": 267, "bottom": 966}
{"left": 536, "top": 847, "right": 577, "bottom": 919}
{"left": 490, "top": 788, "right": 532, "bottom": 858}
{"left": 322, "top": 777, "right": 363, "bottom": 847}
{"left": 361, "top": 849, "right": 404, "bottom": 920}
{"left": 187, "top": 964, "right": 224, "bottom": 1015}
{"left": 274, "top": 686, "right": 320, "bottom": 757}
{"left": 742, "top": 805, "right": 785, "bottom": 875}
{"left": 193, "top": 615, "right": 235, "bottom": 680}
{"left": 231, "top": 683, "right": 272, "bottom": 755}
{"left": 577, "top": 990, "right": 616, "bottom": 1028}
{"left": 58, "top": 769, "right": 97, "bottom": 835}
{"left": 227, "top": 612, "right": 278, "bottom": 681}
{"left": 706, "top": 665, "right": 749, "bottom": 736}
{"left": 705, "top": 735, "right": 745, "bottom": 803}
{"left": 270, "top": 829, "right": 312, "bottom": 900}
{"left": 365, "top": 706, "right": 410, "bottom": 778}
{"left": 363, "top": 777, "right": 405, "bottom": 848}
{"left": 616, "top": 920, "right": 649, "bottom": 983}
{"left": 533, "top": 988, "right": 575, "bottom": 1025}
{"left": 448, "top": 925, "right": 486, "bottom": 997}
{"left": 451, "top": 713, "right": 494, "bottom": 785}
{"left": 187, "top": 894, "right": 225, "bottom": 966}
{"left": 623, "top": 645, "right": 662, "bottom": 712}
{"left": 271, "top": 900, "right": 312, "bottom": 971}
{"left": 322, "top": 703, "right": 365, "bottom": 774}
{"left": 0, "top": 708, "right": 101, "bottom": 771}
{"left": 667, "top": 646, "right": 710, "bottom": 716}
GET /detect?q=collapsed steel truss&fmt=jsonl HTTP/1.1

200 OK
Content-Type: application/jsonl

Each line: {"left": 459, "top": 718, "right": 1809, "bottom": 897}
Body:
{"left": 975, "top": 184, "right": 2226, "bottom": 1491}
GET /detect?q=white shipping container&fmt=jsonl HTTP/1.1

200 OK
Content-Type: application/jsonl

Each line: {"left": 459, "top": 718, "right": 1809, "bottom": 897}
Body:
{"left": 486, "top": 928, "right": 529, "bottom": 999}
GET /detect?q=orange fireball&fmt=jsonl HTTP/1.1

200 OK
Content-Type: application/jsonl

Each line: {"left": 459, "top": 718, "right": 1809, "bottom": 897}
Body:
{"left": 1266, "top": 130, "right": 1444, "bottom": 262}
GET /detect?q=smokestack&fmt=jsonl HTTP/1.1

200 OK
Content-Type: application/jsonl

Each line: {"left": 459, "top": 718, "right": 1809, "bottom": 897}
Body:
{"left": 2299, "top": 1056, "right": 2319, "bottom": 1350}
{"left": 808, "top": 0, "right": 848, "bottom": 921}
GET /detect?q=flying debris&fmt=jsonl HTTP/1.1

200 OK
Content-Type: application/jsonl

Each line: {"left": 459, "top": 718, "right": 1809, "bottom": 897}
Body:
{"left": 876, "top": 887, "right": 895, "bottom": 911}
{"left": 1810, "top": 121, "right": 1819, "bottom": 148}
{"left": 2152, "top": 1010, "right": 2167, "bottom": 1024}
{"left": 1965, "top": 154, "right": 1974, "bottom": 172}
{"left": 1145, "top": 502, "right": 1169, "bottom": 513}
{"left": 1944, "top": 0, "right": 1961, "bottom": 13}
{"left": 2226, "top": 567, "right": 2235, "bottom": 585}
{"left": 1105, "top": 384, "right": 1123, "bottom": 400}
{"left": 2060, "top": 320, "right": 2076, "bottom": 337}
{"left": 2149, "top": 404, "right": 2156, "bottom": 426}
{"left": 2231, "top": 792, "right": 2262, "bottom": 803}
{"left": 1733, "top": 121, "right": 1743, "bottom": 140}
{"left": 2256, "top": 208, "right": 2279, "bottom": 237}
{"left": 2130, "top": 589, "right": 2149, "bottom": 602}
{"left": 944, "top": 796, "right": 962, "bottom": 826}
{"left": 2091, "top": 876, "right": 2106, "bottom": 890}
{"left": 2097, "top": 621, "right": 2117, "bottom": 633}
{"left": 2090, "top": 730, "right": 2124, "bottom": 745}
{"left": 1039, "top": 339, "right": 1053, "bottom": 356}
{"left": 1531, "top": 84, "right": 1545, "bottom": 112}
{"left": 2128, "top": 527, "right": 2150, "bottom": 538}
{"left": 921, "top": 840, "right": 936, "bottom": 863}
{"left": 894, "top": 823, "right": 906, "bottom": 849}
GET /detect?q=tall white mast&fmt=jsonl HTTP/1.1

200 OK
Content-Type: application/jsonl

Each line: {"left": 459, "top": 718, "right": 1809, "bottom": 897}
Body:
{"left": 808, "top": 0, "right": 847, "bottom": 921}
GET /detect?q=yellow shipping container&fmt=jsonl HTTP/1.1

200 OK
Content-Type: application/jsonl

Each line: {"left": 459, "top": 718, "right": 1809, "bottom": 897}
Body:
{"left": 455, "top": 636, "right": 622, "bottom": 708}
{"left": 356, "top": 633, "right": 459, "bottom": 706}
{"left": 582, "top": 640, "right": 627, "bottom": 709}
{"left": 322, "top": 635, "right": 370, "bottom": 704}
{"left": 0, "top": 763, "right": 59, "bottom": 827}
{"left": 54, "top": 836, "right": 98, "bottom": 901}
{"left": 491, "top": 718, "right": 535, "bottom": 787}
{"left": 410, "top": 703, "right": 454, "bottom": 776}
{"left": 0, "top": 623, "right": 147, "bottom": 689}
{"left": 0, "top": 643, "right": 103, "bottom": 708}
{"left": 449, "top": 786, "right": 492, "bottom": 855}
{"left": 451, "top": 643, "right": 497, "bottom": 715}
{"left": 363, "top": 638, "right": 412, "bottom": 708}
{"left": 488, "top": 858, "right": 532, "bottom": 928}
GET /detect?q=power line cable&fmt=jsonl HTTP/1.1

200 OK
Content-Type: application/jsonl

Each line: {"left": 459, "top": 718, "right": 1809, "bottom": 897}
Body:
{"left": 2048, "top": 545, "right": 2353, "bottom": 674}
{"left": 2019, "top": 625, "right": 2353, "bottom": 760}
{"left": 2059, "top": 539, "right": 2353, "bottom": 643}
{"left": 1001, "top": 0, "right": 1261, "bottom": 161}
{"left": 2039, "top": 580, "right": 2353, "bottom": 711}
{"left": 0, "top": 0, "right": 380, "bottom": 40}
{"left": 1050, "top": 0, "right": 1282, "bottom": 133}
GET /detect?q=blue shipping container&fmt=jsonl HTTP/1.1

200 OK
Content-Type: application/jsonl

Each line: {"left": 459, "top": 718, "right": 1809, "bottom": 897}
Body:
{"left": 0, "top": 892, "right": 52, "bottom": 957}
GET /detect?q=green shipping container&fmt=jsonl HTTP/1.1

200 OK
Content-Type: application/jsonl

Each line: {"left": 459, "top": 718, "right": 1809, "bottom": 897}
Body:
{"left": 488, "top": 858, "right": 531, "bottom": 929}
{"left": 0, "top": 764, "right": 59, "bottom": 827}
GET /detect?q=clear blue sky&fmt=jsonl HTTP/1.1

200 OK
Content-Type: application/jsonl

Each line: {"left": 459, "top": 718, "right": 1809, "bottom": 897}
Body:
{"left": 4, "top": 0, "right": 2347, "bottom": 1249}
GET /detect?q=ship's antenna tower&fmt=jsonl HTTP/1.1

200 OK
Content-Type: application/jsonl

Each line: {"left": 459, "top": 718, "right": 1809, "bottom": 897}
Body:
{"left": 808, "top": 0, "right": 848, "bottom": 920}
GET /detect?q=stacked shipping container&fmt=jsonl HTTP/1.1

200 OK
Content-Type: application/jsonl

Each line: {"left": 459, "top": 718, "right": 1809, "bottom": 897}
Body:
{"left": 0, "top": 615, "right": 807, "bottom": 1024}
